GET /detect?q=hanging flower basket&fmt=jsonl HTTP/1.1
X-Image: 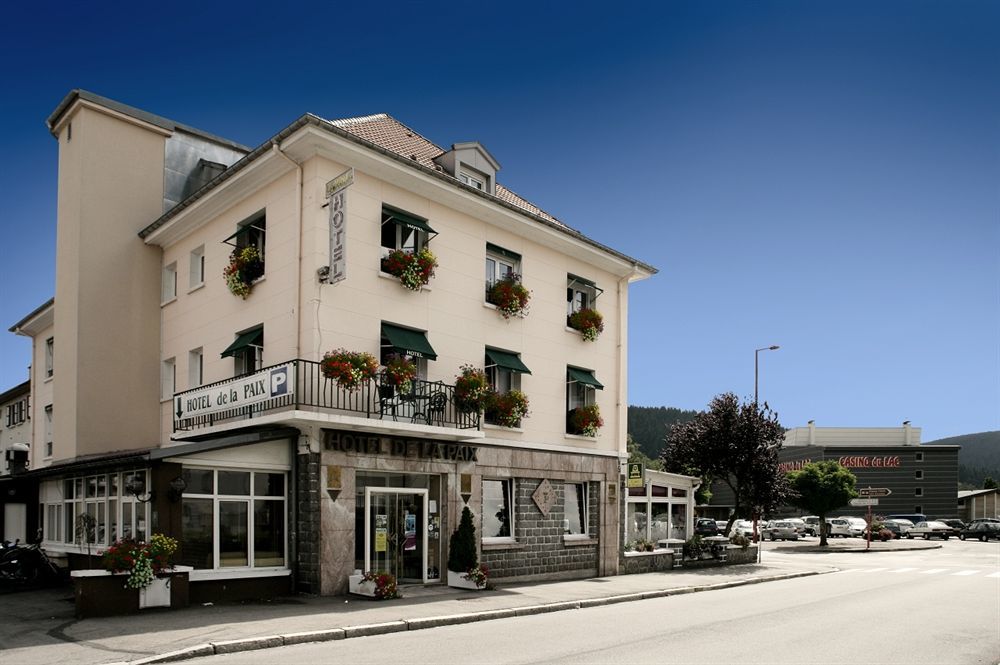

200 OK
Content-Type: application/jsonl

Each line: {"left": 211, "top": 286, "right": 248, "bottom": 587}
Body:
{"left": 320, "top": 349, "right": 379, "bottom": 390}
{"left": 381, "top": 354, "right": 417, "bottom": 393}
{"left": 382, "top": 248, "right": 438, "bottom": 291}
{"left": 567, "top": 404, "right": 603, "bottom": 437}
{"left": 454, "top": 364, "right": 490, "bottom": 413}
{"left": 102, "top": 533, "right": 178, "bottom": 590}
{"left": 223, "top": 246, "right": 264, "bottom": 299}
{"left": 486, "top": 274, "right": 531, "bottom": 319}
{"left": 485, "top": 390, "right": 529, "bottom": 428}
{"left": 567, "top": 307, "right": 604, "bottom": 342}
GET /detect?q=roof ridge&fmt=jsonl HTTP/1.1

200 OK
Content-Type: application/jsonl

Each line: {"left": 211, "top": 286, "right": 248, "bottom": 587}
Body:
{"left": 328, "top": 112, "right": 390, "bottom": 127}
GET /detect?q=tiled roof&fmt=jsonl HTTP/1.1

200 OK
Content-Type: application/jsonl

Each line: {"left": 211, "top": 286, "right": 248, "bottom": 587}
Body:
{"left": 328, "top": 113, "right": 567, "bottom": 228}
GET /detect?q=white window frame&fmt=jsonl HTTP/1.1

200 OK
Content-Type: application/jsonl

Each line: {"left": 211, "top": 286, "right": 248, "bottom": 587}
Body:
{"left": 567, "top": 275, "right": 599, "bottom": 316}
{"left": 41, "top": 471, "right": 149, "bottom": 550}
{"left": 485, "top": 247, "right": 519, "bottom": 293}
{"left": 162, "top": 358, "right": 176, "bottom": 401}
{"left": 162, "top": 262, "right": 178, "bottom": 303}
{"left": 482, "top": 478, "right": 515, "bottom": 543}
{"left": 45, "top": 337, "right": 54, "bottom": 378}
{"left": 460, "top": 170, "right": 486, "bottom": 190}
{"left": 44, "top": 405, "right": 53, "bottom": 458}
{"left": 188, "top": 348, "right": 204, "bottom": 389}
{"left": 189, "top": 245, "right": 205, "bottom": 290}
{"left": 563, "top": 482, "right": 589, "bottom": 538}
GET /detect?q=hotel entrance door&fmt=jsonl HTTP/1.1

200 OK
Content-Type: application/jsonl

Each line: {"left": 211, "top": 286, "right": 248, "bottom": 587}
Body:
{"left": 364, "top": 488, "right": 428, "bottom": 583}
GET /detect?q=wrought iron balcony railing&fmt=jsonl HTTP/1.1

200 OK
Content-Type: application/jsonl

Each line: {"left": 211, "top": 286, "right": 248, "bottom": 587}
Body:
{"left": 172, "top": 359, "right": 481, "bottom": 433}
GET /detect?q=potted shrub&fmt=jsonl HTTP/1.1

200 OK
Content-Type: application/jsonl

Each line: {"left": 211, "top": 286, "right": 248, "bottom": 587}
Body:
{"left": 448, "top": 506, "right": 488, "bottom": 590}
{"left": 320, "top": 349, "right": 379, "bottom": 391}
{"left": 382, "top": 247, "right": 438, "bottom": 291}
{"left": 484, "top": 390, "right": 529, "bottom": 428}
{"left": 567, "top": 404, "right": 603, "bottom": 437}
{"left": 223, "top": 246, "right": 264, "bottom": 299}
{"left": 486, "top": 273, "right": 531, "bottom": 319}
{"left": 100, "top": 533, "right": 180, "bottom": 609}
{"left": 381, "top": 354, "right": 417, "bottom": 394}
{"left": 682, "top": 535, "right": 704, "bottom": 560}
{"left": 567, "top": 307, "right": 604, "bottom": 341}
{"left": 454, "top": 365, "right": 490, "bottom": 413}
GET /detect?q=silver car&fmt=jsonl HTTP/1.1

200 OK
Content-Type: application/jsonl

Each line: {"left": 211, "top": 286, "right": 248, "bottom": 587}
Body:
{"left": 765, "top": 520, "right": 799, "bottom": 541}
{"left": 908, "top": 521, "right": 951, "bottom": 540}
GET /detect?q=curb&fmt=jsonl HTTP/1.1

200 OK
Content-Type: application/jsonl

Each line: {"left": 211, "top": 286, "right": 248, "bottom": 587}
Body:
{"left": 120, "top": 569, "right": 829, "bottom": 664}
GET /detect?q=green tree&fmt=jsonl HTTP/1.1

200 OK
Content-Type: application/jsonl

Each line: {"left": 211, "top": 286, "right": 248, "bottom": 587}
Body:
{"left": 448, "top": 506, "right": 478, "bottom": 573}
{"left": 627, "top": 435, "right": 663, "bottom": 471}
{"left": 661, "top": 392, "right": 789, "bottom": 533}
{"left": 984, "top": 476, "right": 998, "bottom": 490}
{"left": 786, "top": 461, "right": 858, "bottom": 546}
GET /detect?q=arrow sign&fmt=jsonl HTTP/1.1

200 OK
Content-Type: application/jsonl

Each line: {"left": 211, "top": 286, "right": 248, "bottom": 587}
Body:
{"left": 858, "top": 487, "right": 892, "bottom": 498}
{"left": 850, "top": 498, "right": 879, "bottom": 506}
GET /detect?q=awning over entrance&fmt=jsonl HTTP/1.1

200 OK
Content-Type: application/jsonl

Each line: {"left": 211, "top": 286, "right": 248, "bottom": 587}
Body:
{"left": 485, "top": 348, "right": 531, "bottom": 374}
{"left": 567, "top": 367, "right": 603, "bottom": 390}
{"left": 382, "top": 323, "right": 437, "bottom": 360}
{"left": 220, "top": 328, "right": 263, "bottom": 358}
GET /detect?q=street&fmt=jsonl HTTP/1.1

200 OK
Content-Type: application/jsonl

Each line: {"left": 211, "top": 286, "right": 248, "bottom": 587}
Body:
{"left": 189, "top": 539, "right": 1000, "bottom": 665}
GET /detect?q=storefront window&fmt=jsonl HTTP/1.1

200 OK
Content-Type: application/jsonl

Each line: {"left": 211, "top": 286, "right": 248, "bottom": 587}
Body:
{"left": 180, "top": 498, "right": 214, "bottom": 569}
{"left": 482, "top": 479, "right": 513, "bottom": 539}
{"left": 220, "top": 501, "right": 249, "bottom": 567}
{"left": 40, "top": 471, "right": 149, "bottom": 549}
{"left": 564, "top": 483, "right": 587, "bottom": 535}
{"left": 626, "top": 503, "right": 646, "bottom": 543}
{"left": 671, "top": 504, "right": 687, "bottom": 540}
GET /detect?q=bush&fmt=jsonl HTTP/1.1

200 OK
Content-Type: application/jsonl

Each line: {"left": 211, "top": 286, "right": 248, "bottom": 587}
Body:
{"left": 448, "top": 506, "right": 478, "bottom": 573}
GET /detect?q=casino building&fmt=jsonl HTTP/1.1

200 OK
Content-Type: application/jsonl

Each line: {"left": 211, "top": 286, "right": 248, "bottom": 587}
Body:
{"left": 0, "top": 90, "right": 656, "bottom": 599}
{"left": 778, "top": 422, "right": 960, "bottom": 519}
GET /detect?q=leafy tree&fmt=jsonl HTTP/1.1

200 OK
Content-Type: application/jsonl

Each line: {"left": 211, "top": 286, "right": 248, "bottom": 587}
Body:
{"left": 627, "top": 435, "right": 663, "bottom": 471}
{"left": 984, "top": 476, "right": 998, "bottom": 490}
{"left": 661, "top": 392, "right": 789, "bottom": 532}
{"left": 786, "top": 461, "right": 858, "bottom": 546}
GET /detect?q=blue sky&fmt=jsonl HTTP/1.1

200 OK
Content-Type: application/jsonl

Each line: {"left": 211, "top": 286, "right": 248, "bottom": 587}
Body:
{"left": 1, "top": 1, "right": 997, "bottom": 443}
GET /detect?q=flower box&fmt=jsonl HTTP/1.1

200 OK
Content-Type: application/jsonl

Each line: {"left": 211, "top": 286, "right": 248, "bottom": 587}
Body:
{"left": 71, "top": 567, "right": 191, "bottom": 618}
{"left": 348, "top": 573, "right": 376, "bottom": 597}
{"left": 446, "top": 570, "right": 482, "bottom": 590}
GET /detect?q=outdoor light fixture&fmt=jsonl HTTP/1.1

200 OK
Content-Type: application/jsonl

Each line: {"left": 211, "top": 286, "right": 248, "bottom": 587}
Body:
{"left": 125, "top": 475, "right": 154, "bottom": 503}
{"left": 167, "top": 475, "right": 187, "bottom": 502}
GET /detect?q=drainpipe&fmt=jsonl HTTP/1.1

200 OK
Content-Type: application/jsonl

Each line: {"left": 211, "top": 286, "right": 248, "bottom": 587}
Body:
{"left": 271, "top": 141, "right": 304, "bottom": 361}
{"left": 612, "top": 263, "right": 640, "bottom": 575}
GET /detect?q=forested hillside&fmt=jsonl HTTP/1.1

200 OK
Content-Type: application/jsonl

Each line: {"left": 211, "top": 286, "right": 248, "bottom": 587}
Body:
{"left": 627, "top": 406, "right": 699, "bottom": 460}
{"left": 923, "top": 431, "right": 1000, "bottom": 488}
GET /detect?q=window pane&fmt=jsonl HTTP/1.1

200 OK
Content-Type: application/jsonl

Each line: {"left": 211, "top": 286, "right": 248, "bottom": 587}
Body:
{"left": 136, "top": 505, "right": 148, "bottom": 542}
{"left": 670, "top": 504, "right": 687, "bottom": 540}
{"left": 183, "top": 468, "right": 214, "bottom": 494}
{"left": 650, "top": 505, "right": 671, "bottom": 542}
{"left": 122, "top": 502, "right": 133, "bottom": 540}
{"left": 109, "top": 499, "right": 118, "bottom": 543}
{"left": 87, "top": 477, "right": 98, "bottom": 498}
{"left": 564, "top": 483, "right": 586, "bottom": 535}
{"left": 220, "top": 501, "right": 249, "bottom": 567}
{"left": 626, "top": 503, "right": 646, "bottom": 543}
{"left": 482, "top": 480, "right": 511, "bottom": 538}
{"left": 218, "top": 471, "right": 250, "bottom": 496}
{"left": 64, "top": 503, "right": 74, "bottom": 542}
{"left": 109, "top": 474, "right": 118, "bottom": 497}
{"left": 254, "top": 473, "right": 284, "bottom": 497}
{"left": 254, "top": 500, "right": 285, "bottom": 567}
{"left": 180, "top": 498, "right": 214, "bottom": 569}
{"left": 97, "top": 502, "right": 106, "bottom": 546}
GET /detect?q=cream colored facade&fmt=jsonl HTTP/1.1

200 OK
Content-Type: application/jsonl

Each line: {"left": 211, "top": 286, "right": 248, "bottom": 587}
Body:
{"left": 7, "top": 91, "right": 655, "bottom": 595}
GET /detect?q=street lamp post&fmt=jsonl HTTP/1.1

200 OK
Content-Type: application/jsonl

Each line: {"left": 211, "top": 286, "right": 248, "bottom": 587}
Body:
{"left": 753, "top": 344, "right": 779, "bottom": 562}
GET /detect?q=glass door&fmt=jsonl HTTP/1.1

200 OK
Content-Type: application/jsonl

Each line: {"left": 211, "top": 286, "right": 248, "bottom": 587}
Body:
{"left": 365, "top": 488, "right": 428, "bottom": 583}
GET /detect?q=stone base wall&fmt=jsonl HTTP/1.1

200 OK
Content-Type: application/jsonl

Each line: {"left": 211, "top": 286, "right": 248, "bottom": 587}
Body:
{"left": 619, "top": 550, "right": 676, "bottom": 574}
{"left": 295, "top": 449, "right": 321, "bottom": 594}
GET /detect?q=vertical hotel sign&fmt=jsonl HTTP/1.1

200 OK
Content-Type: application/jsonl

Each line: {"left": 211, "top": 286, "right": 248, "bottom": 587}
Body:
{"left": 325, "top": 168, "right": 354, "bottom": 284}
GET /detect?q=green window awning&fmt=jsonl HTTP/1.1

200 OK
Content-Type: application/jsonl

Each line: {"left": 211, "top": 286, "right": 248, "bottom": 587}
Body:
{"left": 485, "top": 348, "right": 531, "bottom": 374}
{"left": 382, "top": 323, "right": 437, "bottom": 360}
{"left": 222, "top": 221, "right": 266, "bottom": 246}
{"left": 567, "top": 367, "right": 603, "bottom": 390}
{"left": 486, "top": 243, "right": 522, "bottom": 262}
{"left": 383, "top": 208, "right": 437, "bottom": 237}
{"left": 221, "top": 328, "right": 263, "bottom": 358}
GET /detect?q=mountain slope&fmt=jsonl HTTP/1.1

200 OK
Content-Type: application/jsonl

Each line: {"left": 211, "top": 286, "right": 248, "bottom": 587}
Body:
{"left": 923, "top": 431, "right": 1000, "bottom": 488}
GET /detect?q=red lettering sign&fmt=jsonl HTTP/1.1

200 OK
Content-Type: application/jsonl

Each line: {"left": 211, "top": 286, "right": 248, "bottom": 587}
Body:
{"left": 837, "top": 455, "right": 901, "bottom": 469}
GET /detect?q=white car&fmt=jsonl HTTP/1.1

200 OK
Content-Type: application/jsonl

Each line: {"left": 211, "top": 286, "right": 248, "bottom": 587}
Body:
{"left": 908, "top": 521, "right": 951, "bottom": 540}
{"left": 827, "top": 518, "right": 853, "bottom": 537}
{"left": 786, "top": 518, "right": 810, "bottom": 537}
{"left": 839, "top": 517, "right": 868, "bottom": 537}
{"left": 731, "top": 519, "right": 755, "bottom": 538}
{"left": 764, "top": 520, "right": 799, "bottom": 541}
{"left": 885, "top": 518, "right": 913, "bottom": 537}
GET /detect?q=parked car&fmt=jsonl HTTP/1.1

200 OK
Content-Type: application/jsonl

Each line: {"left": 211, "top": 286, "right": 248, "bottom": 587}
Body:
{"left": 887, "top": 513, "right": 928, "bottom": 526}
{"left": 827, "top": 518, "right": 853, "bottom": 538}
{"left": 694, "top": 518, "right": 719, "bottom": 537}
{"left": 716, "top": 520, "right": 730, "bottom": 534}
{"left": 908, "top": 521, "right": 951, "bottom": 540}
{"left": 800, "top": 516, "right": 820, "bottom": 536}
{"left": 786, "top": 518, "right": 810, "bottom": 537}
{"left": 731, "top": 519, "right": 755, "bottom": 538}
{"left": 764, "top": 520, "right": 799, "bottom": 541}
{"left": 838, "top": 517, "right": 868, "bottom": 537}
{"left": 958, "top": 522, "right": 1000, "bottom": 542}
{"left": 938, "top": 519, "right": 965, "bottom": 537}
{"left": 883, "top": 519, "right": 912, "bottom": 538}
{"left": 968, "top": 517, "right": 1000, "bottom": 525}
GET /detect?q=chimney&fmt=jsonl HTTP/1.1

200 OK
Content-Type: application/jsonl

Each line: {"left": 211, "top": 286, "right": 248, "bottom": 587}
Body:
{"left": 903, "top": 421, "right": 912, "bottom": 445}
{"left": 808, "top": 420, "right": 815, "bottom": 446}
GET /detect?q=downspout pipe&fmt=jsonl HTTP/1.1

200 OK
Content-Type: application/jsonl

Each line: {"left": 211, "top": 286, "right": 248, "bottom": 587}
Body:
{"left": 270, "top": 141, "right": 304, "bottom": 361}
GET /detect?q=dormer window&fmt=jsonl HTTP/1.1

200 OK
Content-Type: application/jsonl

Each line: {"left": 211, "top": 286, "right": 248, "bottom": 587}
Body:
{"left": 459, "top": 169, "right": 486, "bottom": 191}
{"left": 433, "top": 142, "right": 501, "bottom": 196}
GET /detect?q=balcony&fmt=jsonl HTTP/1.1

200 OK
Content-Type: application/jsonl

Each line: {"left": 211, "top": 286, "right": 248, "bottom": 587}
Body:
{"left": 172, "top": 359, "right": 481, "bottom": 437}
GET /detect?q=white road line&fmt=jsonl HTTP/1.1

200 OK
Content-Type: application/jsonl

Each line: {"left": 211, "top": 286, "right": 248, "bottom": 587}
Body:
{"left": 889, "top": 568, "right": 918, "bottom": 573}
{"left": 952, "top": 570, "right": 981, "bottom": 576}
{"left": 921, "top": 568, "right": 948, "bottom": 574}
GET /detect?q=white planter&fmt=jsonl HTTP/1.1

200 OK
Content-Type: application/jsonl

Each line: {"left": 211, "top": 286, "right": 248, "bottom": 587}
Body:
{"left": 348, "top": 574, "right": 377, "bottom": 597}
{"left": 447, "top": 570, "right": 482, "bottom": 590}
{"left": 139, "top": 576, "right": 171, "bottom": 608}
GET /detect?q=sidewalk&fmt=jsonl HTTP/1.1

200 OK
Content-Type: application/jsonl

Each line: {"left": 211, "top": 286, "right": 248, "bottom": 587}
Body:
{"left": 2, "top": 558, "right": 834, "bottom": 665}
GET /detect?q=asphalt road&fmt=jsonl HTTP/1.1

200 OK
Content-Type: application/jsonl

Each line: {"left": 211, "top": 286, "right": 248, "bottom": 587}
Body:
{"left": 191, "top": 539, "right": 1000, "bottom": 665}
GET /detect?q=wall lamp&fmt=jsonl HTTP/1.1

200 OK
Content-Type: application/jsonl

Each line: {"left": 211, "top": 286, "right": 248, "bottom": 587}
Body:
{"left": 125, "top": 475, "right": 154, "bottom": 503}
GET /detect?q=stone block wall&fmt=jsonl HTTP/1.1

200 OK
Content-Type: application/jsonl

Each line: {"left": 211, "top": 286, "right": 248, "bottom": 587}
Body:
{"left": 295, "top": 449, "right": 321, "bottom": 593}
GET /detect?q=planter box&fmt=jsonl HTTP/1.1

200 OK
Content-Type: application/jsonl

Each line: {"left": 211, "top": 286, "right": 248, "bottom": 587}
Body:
{"left": 447, "top": 569, "right": 482, "bottom": 590}
{"left": 71, "top": 567, "right": 191, "bottom": 618}
{"left": 348, "top": 574, "right": 377, "bottom": 597}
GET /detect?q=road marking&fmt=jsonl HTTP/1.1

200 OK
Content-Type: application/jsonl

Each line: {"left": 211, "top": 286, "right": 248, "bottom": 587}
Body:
{"left": 952, "top": 570, "right": 981, "bottom": 576}
{"left": 889, "top": 568, "right": 918, "bottom": 573}
{"left": 921, "top": 568, "right": 947, "bottom": 575}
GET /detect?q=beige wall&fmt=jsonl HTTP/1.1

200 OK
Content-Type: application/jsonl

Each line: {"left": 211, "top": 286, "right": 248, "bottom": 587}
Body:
{"left": 31, "top": 323, "right": 55, "bottom": 467}
{"left": 52, "top": 104, "right": 165, "bottom": 458}
{"left": 157, "top": 150, "right": 632, "bottom": 457}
